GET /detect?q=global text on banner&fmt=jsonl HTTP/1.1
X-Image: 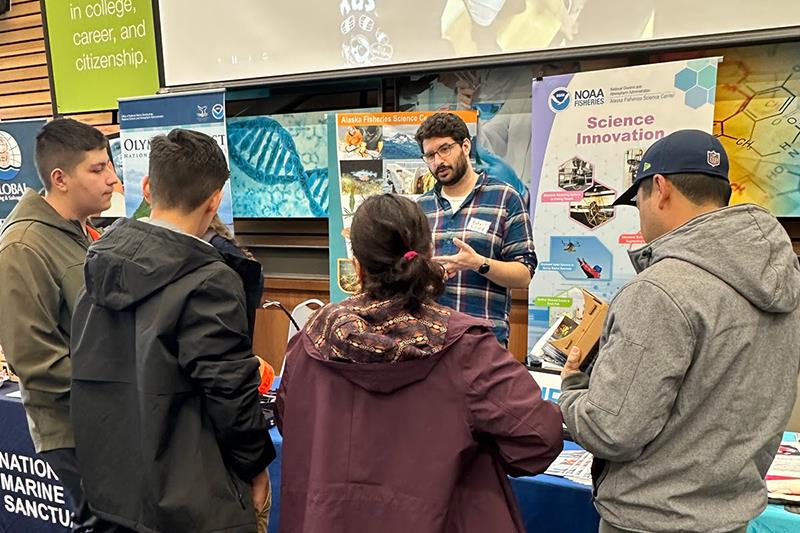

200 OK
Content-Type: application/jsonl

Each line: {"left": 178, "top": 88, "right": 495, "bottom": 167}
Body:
{"left": 0, "top": 120, "right": 48, "bottom": 224}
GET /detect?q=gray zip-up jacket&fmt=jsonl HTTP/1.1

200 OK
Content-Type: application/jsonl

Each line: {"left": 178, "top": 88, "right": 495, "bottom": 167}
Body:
{"left": 560, "top": 204, "right": 800, "bottom": 533}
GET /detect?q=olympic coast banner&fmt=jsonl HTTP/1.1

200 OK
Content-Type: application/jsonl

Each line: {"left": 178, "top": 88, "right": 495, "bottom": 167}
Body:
{"left": 527, "top": 59, "right": 720, "bottom": 356}
{"left": 119, "top": 90, "right": 233, "bottom": 225}
{"left": 0, "top": 119, "right": 47, "bottom": 223}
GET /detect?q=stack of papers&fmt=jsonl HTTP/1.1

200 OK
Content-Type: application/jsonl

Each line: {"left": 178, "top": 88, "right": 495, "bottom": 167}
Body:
{"left": 544, "top": 450, "right": 593, "bottom": 486}
{"left": 767, "top": 432, "right": 800, "bottom": 503}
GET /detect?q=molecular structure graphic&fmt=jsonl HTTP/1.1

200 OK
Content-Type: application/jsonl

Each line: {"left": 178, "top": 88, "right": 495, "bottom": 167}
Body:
{"left": 714, "top": 58, "right": 800, "bottom": 212}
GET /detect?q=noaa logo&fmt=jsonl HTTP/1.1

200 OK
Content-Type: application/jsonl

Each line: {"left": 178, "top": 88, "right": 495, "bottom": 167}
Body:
{"left": 548, "top": 87, "right": 570, "bottom": 112}
{"left": 196, "top": 105, "right": 209, "bottom": 119}
{"left": 211, "top": 103, "right": 224, "bottom": 120}
{"left": 0, "top": 131, "right": 22, "bottom": 182}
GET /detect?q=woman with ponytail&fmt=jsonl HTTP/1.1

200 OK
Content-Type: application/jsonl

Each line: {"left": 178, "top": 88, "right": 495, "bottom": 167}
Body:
{"left": 276, "top": 194, "right": 563, "bottom": 533}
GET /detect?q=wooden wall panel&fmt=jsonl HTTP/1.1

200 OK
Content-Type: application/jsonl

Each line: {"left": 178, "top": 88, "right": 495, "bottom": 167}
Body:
{"left": 0, "top": 1, "right": 41, "bottom": 18}
{"left": 252, "top": 277, "right": 329, "bottom": 372}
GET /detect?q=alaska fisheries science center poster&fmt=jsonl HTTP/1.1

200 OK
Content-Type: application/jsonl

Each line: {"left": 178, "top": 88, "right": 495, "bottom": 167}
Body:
{"left": 527, "top": 58, "right": 720, "bottom": 354}
{"left": 0, "top": 119, "right": 47, "bottom": 223}
{"left": 328, "top": 111, "right": 478, "bottom": 302}
{"left": 119, "top": 90, "right": 234, "bottom": 225}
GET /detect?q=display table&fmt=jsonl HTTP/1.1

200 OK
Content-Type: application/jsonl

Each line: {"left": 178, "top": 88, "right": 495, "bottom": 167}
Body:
{"left": 1, "top": 382, "right": 798, "bottom": 532}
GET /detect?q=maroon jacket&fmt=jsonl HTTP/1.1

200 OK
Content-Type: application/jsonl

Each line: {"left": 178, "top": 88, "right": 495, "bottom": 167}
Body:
{"left": 276, "top": 295, "right": 563, "bottom": 533}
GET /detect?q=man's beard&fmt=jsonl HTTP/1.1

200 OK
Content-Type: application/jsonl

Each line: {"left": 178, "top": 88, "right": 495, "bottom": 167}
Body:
{"left": 433, "top": 152, "right": 469, "bottom": 187}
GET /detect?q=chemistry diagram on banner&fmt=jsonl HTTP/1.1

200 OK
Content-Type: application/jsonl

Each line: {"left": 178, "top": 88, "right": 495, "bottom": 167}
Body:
{"left": 327, "top": 111, "right": 477, "bottom": 301}
{"left": 527, "top": 58, "right": 720, "bottom": 355}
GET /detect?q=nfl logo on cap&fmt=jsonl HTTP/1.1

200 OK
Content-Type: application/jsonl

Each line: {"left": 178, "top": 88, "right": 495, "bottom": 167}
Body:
{"left": 707, "top": 150, "right": 721, "bottom": 167}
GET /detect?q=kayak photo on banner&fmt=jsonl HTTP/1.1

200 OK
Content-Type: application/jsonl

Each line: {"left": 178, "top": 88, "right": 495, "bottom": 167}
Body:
{"left": 118, "top": 90, "right": 234, "bottom": 225}
{"left": 0, "top": 119, "right": 47, "bottom": 223}
{"left": 328, "top": 111, "right": 478, "bottom": 302}
{"left": 527, "top": 58, "right": 720, "bottom": 357}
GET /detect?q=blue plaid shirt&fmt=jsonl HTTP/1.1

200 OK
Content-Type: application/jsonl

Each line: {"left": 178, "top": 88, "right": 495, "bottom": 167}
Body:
{"left": 417, "top": 173, "right": 537, "bottom": 343}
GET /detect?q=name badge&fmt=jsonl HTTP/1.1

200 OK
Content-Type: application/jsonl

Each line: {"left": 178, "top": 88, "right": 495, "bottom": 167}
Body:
{"left": 467, "top": 217, "right": 491, "bottom": 234}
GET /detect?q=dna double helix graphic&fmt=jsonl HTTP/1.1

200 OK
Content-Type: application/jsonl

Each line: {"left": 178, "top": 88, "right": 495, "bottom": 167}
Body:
{"left": 227, "top": 116, "right": 328, "bottom": 217}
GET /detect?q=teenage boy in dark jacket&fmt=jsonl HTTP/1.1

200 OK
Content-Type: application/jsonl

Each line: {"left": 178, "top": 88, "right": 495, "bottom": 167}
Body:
{"left": 70, "top": 129, "right": 275, "bottom": 533}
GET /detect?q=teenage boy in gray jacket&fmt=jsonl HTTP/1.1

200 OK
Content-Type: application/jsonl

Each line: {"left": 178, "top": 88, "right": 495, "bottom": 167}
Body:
{"left": 559, "top": 130, "right": 800, "bottom": 533}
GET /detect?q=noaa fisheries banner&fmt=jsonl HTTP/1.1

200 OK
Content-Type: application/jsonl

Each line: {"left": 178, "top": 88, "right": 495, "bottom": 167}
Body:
{"left": 328, "top": 111, "right": 477, "bottom": 302}
{"left": 527, "top": 59, "right": 720, "bottom": 356}
{"left": 119, "top": 90, "right": 234, "bottom": 225}
{"left": 0, "top": 119, "right": 47, "bottom": 223}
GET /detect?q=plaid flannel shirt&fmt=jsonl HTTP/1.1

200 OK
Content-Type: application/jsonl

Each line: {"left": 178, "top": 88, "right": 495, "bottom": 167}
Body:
{"left": 417, "top": 173, "right": 537, "bottom": 343}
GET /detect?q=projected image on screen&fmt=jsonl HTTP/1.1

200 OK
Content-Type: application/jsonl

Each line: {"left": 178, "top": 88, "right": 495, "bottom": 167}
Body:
{"left": 158, "top": 1, "right": 800, "bottom": 86}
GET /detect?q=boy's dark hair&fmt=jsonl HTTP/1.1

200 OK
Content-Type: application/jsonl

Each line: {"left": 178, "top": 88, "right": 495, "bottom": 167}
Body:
{"left": 148, "top": 129, "right": 229, "bottom": 212}
{"left": 350, "top": 194, "right": 445, "bottom": 312}
{"left": 414, "top": 112, "right": 470, "bottom": 151}
{"left": 34, "top": 118, "right": 108, "bottom": 191}
{"left": 639, "top": 172, "right": 732, "bottom": 207}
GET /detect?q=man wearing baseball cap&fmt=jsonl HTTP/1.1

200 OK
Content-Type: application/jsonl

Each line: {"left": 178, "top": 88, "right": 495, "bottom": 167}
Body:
{"left": 558, "top": 129, "right": 800, "bottom": 533}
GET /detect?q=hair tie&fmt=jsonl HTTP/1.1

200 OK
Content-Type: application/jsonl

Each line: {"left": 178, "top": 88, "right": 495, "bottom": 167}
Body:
{"left": 403, "top": 251, "right": 418, "bottom": 262}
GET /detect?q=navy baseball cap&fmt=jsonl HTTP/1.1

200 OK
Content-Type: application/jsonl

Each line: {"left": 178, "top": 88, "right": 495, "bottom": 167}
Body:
{"left": 613, "top": 129, "right": 730, "bottom": 207}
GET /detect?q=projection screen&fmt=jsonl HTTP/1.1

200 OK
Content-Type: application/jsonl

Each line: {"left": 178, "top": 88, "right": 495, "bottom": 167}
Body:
{"left": 157, "top": 0, "right": 800, "bottom": 86}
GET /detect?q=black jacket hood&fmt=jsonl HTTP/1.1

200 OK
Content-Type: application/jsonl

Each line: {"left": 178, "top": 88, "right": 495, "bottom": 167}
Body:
{"left": 84, "top": 218, "right": 222, "bottom": 310}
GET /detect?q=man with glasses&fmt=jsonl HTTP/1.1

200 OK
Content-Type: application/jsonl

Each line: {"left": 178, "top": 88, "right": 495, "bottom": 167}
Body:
{"left": 415, "top": 112, "right": 536, "bottom": 345}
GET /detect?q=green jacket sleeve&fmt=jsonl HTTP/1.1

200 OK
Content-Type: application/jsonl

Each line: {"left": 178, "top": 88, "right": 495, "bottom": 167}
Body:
{"left": 0, "top": 242, "right": 71, "bottom": 394}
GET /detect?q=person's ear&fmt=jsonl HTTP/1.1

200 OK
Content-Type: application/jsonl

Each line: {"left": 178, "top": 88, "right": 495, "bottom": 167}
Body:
{"left": 653, "top": 174, "right": 672, "bottom": 210}
{"left": 353, "top": 257, "right": 364, "bottom": 285}
{"left": 461, "top": 137, "right": 471, "bottom": 158}
{"left": 142, "top": 175, "right": 152, "bottom": 204}
{"left": 50, "top": 168, "right": 68, "bottom": 193}
{"left": 207, "top": 189, "right": 223, "bottom": 214}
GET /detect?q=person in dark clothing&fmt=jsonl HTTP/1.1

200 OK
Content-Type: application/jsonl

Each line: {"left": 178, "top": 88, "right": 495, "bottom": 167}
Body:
{"left": 204, "top": 214, "right": 264, "bottom": 339}
{"left": 277, "top": 194, "right": 563, "bottom": 533}
{"left": 70, "top": 129, "right": 275, "bottom": 533}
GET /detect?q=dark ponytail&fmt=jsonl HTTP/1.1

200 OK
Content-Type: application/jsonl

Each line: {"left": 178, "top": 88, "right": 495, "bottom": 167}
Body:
{"left": 350, "top": 194, "right": 445, "bottom": 312}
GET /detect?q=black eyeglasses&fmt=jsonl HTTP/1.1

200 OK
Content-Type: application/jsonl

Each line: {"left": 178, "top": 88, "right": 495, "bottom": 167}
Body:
{"left": 421, "top": 142, "right": 461, "bottom": 164}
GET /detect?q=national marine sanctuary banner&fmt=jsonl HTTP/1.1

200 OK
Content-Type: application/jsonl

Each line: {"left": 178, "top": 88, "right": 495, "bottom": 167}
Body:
{"left": 118, "top": 90, "right": 234, "bottom": 225}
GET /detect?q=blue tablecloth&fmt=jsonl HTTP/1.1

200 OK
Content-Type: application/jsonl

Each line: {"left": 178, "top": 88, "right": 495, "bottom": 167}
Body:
{"left": 2, "top": 382, "right": 799, "bottom": 532}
